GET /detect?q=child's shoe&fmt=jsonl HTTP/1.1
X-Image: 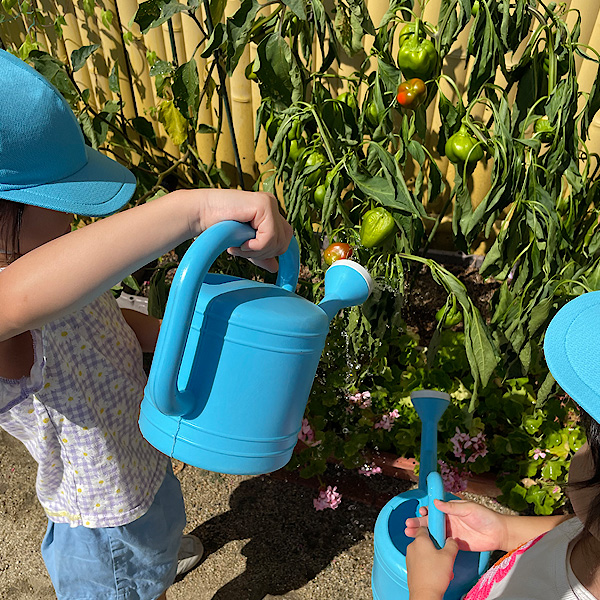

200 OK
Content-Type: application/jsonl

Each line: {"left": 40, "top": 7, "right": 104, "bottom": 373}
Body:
{"left": 176, "top": 534, "right": 204, "bottom": 576}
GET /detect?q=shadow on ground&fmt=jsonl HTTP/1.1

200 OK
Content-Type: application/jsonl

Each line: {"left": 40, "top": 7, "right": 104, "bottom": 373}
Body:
{"left": 177, "top": 465, "right": 411, "bottom": 600}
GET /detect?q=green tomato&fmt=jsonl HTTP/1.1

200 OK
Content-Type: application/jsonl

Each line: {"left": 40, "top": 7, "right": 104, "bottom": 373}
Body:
{"left": 288, "top": 138, "right": 306, "bottom": 162}
{"left": 287, "top": 118, "right": 301, "bottom": 141}
{"left": 365, "top": 101, "right": 379, "bottom": 127}
{"left": 360, "top": 207, "right": 396, "bottom": 248}
{"left": 435, "top": 298, "right": 463, "bottom": 328}
{"left": 304, "top": 150, "right": 327, "bottom": 186}
{"left": 336, "top": 91, "right": 358, "bottom": 112}
{"left": 313, "top": 184, "right": 327, "bottom": 207}
{"left": 445, "top": 124, "right": 484, "bottom": 164}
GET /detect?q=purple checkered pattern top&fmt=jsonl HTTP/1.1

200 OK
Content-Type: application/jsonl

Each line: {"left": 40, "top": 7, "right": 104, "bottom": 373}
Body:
{"left": 0, "top": 291, "right": 168, "bottom": 528}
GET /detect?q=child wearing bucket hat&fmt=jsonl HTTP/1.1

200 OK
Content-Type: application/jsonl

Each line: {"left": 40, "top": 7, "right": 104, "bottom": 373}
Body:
{"left": 0, "top": 49, "right": 292, "bottom": 599}
{"left": 403, "top": 291, "right": 600, "bottom": 600}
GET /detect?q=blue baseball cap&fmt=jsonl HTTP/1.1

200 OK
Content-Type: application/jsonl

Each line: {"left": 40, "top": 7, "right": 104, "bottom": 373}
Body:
{"left": 544, "top": 291, "right": 600, "bottom": 421}
{"left": 0, "top": 49, "right": 136, "bottom": 216}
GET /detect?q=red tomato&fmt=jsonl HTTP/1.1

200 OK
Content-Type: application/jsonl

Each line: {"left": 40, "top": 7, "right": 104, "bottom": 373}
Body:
{"left": 324, "top": 242, "right": 353, "bottom": 265}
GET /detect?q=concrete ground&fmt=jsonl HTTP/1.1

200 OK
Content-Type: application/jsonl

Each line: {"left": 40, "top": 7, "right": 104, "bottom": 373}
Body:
{"left": 0, "top": 428, "right": 414, "bottom": 600}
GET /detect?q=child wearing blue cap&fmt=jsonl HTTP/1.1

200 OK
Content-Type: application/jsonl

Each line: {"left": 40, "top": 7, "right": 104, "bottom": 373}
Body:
{"left": 403, "top": 291, "right": 600, "bottom": 600}
{"left": 0, "top": 50, "right": 292, "bottom": 599}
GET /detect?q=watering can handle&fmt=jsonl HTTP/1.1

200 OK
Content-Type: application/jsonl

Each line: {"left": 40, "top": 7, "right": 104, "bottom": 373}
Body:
{"left": 426, "top": 471, "right": 447, "bottom": 549}
{"left": 147, "top": 220, "right": 300, "bottom": 417}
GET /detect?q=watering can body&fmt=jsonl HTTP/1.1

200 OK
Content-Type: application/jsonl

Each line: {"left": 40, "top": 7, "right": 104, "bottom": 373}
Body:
{"left": 139, "top": 221, "right": 372, "bottom": 475}
{"left": 372, "top": 391, "right": 490, "bottom": 600}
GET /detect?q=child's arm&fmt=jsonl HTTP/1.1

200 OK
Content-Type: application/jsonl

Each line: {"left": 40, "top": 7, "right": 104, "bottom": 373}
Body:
{"left": 0, "top": 189, "right": 292, "bottom": 341}
{"left": 120, "top": 309, "right": 161, "bottom": 353}
{"left": 405, "top": 499, "right": 572, "bottom": 552}
{"left": 406, "top": 527, "right": 459, "bottom": 600}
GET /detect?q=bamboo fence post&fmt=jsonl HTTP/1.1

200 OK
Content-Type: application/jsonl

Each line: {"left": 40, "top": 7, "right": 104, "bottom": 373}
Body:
{"left": 94, "top": 0, "right": 136, "bottom": 119}
{"left": 213, "top": 0, "right": 244, "bottom": 187}
{"left": 52, "top": 0, "right": 99, "bottom": 106}
{"left": 181, "top": 8, "right": 215, "bottom": 166}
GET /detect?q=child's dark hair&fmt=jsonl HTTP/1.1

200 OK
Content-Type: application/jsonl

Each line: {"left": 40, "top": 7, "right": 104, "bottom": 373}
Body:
{"left": 571, "top": 409, "right": 600, "bottom": 532}
{"left": 0, "top": 200, "right": 24, "bottom": 263}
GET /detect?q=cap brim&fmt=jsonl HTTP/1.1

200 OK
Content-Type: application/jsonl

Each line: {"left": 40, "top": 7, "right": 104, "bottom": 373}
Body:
{"left": 1, "top": 146, "right": 136, "bottom": 217}
{"left": 544, "top": 291, "right": 600, "bottom": 420}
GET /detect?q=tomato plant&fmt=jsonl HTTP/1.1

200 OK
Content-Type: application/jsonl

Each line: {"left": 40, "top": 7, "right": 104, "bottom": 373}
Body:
{"left": 31, "top": 0, "right": 596, "bottom": 516}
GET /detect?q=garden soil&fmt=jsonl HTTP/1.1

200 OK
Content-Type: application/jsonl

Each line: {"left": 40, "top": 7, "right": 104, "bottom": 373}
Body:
{"left": 0, "top": 427, "right": 513, "bottom": 600}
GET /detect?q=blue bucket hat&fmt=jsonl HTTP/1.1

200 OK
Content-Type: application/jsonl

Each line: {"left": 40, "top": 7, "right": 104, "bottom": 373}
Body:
{"left": 544, "top": 291, "right": 600, "bottom": 422}
{"left": 0, "top": 49, "right": 136, "bottom": 216}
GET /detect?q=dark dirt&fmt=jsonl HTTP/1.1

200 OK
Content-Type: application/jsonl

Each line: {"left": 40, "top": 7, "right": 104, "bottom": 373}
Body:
{"left": 403, "top": 255, "right": 500, "bottom": 346}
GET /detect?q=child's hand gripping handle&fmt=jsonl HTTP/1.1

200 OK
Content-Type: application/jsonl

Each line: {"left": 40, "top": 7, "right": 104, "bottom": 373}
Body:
{"left": 427, "top": 471, "right": 447, "bottom": 549}
{"left": 147, "top": 220, "right": 300, "bottom": 417}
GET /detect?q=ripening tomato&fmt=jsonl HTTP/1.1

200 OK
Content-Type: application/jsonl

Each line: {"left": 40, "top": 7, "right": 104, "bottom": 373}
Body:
{"left": 324, "top": 242, "right": 353, "bottom": 265}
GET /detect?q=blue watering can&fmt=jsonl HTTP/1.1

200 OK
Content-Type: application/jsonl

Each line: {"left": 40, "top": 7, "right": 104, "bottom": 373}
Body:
{"left": 372, "top": 390, "right": 490, "bottom": 600}
{"left": 139, "top": 220, "right": 373, "bottom": 475}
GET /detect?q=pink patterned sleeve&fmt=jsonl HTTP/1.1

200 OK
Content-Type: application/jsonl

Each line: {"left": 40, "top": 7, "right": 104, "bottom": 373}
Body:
{"left": 463, "top": 532, "right": 549, "bottom": 600}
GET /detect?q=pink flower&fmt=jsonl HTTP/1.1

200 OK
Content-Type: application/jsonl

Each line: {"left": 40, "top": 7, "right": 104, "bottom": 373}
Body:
{"left": 298, "top": 418, "right": 321, "bottom": 447}
{"left": 358, "top": 462, "right": 383, "bottom": 477}
{"left": 314, "top": 485, "right": 342, "bottom": 510}
{"left": 438, "top": 460, "right": 471, "bottom": 494}
{"left": 347, "top": 390, "right": 372, "bottom": 409}
{"left": 449, "top": 428, "right": 488, "bottom": 464}
{"left": 375, "top": 409, "right": 400, "bottom": 431}
{"left": 359, "top": 391, "right": 372, "bottom": 409}
{"left": 532, "top": 448, "right": 547, "bottom": 460}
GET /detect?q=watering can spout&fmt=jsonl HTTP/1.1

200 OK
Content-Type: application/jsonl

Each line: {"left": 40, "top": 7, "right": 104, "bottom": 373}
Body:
{"left": 318, "top": 260, "right": 374, "bottom": 321}
{"left": 410, "top": 390, "right": 450, "bottom": 491}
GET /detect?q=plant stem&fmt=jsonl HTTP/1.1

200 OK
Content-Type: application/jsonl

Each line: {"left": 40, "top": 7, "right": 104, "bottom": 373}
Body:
{"left": 135, "top": 149, "right": 192, "bottom": 205}
{"left": 201, "top": 0, "right": 246, "bottom": 190}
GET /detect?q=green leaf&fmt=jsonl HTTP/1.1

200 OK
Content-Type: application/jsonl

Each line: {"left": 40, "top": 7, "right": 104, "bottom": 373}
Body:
{"left": 350, "top": 171, "right": 396, "bottom": 207}
{"left": 28, "top": 51, "right": 78, "bottom": 104}
{"left": 131, "top": 116, "right": 157, "bottom": 143}
{"left": 135, "top": 0, "right": 190, "bottom": 34}
{"left": 464, "top": 309, "right": 498, "bottom": 390}
{"left": 101, "top": 8, "right": 113, "bottom": 28}
{"left": 54, "top": 15, "right": 66, "bottom": 37}
{"left": 541, "top": 460, "right": 562, "bottom": 480}
{"left": 108, "top": 62, "right": 120, "bottom": 94}
{"left": 71, "top": 44, "right": 100, "bottom": 72}
{"left": 225, "top": 0, "right": 261, "bottom": 73}
{"left": 332, "top": 0, "right": 375, "bottom": 56}
{"left": 18, "top": 33, "right": 38, "bottom": 61}
{"left": 82, "top": 0, "right": 94, "bottom": 16}
{"left": 208, "top": 0, "right": 226, "bottom": 24}
{"left": 157, "top": 99, "right": 188, "bottom": 145}
{"left": 172, "top": 59, "right": 200, "bottom": 125}
{"left": 528, "top": 296, "right": 553, "bottom": 337}
{"left": 197, "top": 123, "right": 217, "bottom": 134}
{"left": 281, "top": 0, "right": 306, "bottom": 19}
{"left": 134, "top": 0, "right": 162, "bottom": 34}
{"left": 122, "top": 275, "right": 140, "bottom": 292}
{"left": 255, "top": 33, "right": 302, "bottom": 107}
